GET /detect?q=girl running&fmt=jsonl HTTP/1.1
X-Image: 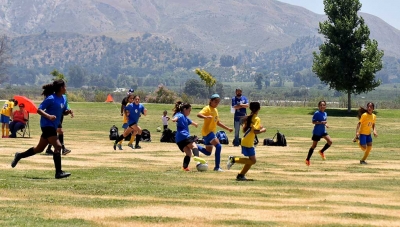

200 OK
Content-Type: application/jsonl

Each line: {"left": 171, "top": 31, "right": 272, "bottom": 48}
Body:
{"left": 116, "top": 93, "right": 137, "bottom": 150}
{"left": 226, "top": 101, "right": 266, "bottom": 181}
{"left": 113, "top": 95, "right": 146, "bottom": 150}
{"left": 354, "top": 102, "right": 378, "bottom": 164}
{"left": 305, "top": 100, "right": 332, "bottom": 166}
{"left": 197, "top": 94, "right": 233, "bottom": 172}
{"left": 172, "top": 101, "right": 207, "bottom": 171}
{"left": 11, "top": 79, "right": 73, "bottom": 179}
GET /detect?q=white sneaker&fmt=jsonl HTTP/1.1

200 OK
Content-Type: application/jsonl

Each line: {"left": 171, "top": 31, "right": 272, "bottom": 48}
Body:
{"left": 226, "top": 156, "right": 234, "bottom": 170}
{"left": 213, "top": 167, "right": 224, "bottom": 172}
{"left": 127, "top": 144, "right": 135, "bottom": 149}
{"left": 117, "top": 144, "right": 123, "bottom": 150}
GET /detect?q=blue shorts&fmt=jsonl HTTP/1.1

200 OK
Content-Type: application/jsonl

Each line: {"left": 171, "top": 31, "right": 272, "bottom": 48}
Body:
{"left": 202, "top": 132, "right": 216, "bottom": 145}
{"left": 1, "top": 115, "right": 10, "bottom": 123}
{"left": 359, "top": 134, "right": 372, "bottom": 145}
{"left": 122, "top": 123, "right": 128, "bottom": 129}
{"left": 241, "top": 146, "right": 256, "bottom": 157}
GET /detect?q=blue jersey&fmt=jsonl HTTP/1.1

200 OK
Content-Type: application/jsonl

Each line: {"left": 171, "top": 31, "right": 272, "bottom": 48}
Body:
{"left": 312, "top": 110, "right": 327, "bottom": 136}
{"left": 125, "top": 103, "right": 145, "bottom": 125}
{"left": 232, "top": 96, "right": 248, "bottom": 121}
{"left": 174, "top": 112, "right": 193, "bottom": 143}
{"left": 39, "top": 94, "right": 68, "bottom": 129}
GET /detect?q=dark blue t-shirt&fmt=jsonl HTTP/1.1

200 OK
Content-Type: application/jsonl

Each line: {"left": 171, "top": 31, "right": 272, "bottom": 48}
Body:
{"left": 231, "top": 96, "right": 248, "bottom": 121}
{"left": 174, "top": 112, "right": 193, "bottom": 143}
{"left": 39, "top": 94, "right": 68, "bottom": 129}
{"left": 312, "top": 110, "right": 327, "bottom": 136}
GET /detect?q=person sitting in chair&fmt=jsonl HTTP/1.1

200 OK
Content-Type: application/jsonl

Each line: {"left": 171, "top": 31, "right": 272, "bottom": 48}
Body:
{"left": 9, "top": 103, "right": 28, "bottom": 138}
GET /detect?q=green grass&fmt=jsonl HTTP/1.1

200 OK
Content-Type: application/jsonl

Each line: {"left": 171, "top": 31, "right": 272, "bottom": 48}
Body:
{"left": 1, "top": 102, "right": 400, "bottom": 226}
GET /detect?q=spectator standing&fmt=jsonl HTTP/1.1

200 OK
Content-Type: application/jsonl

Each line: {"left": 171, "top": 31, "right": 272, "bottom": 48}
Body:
{"left": 231, "top": 88, "right": 248, "bottom": 146}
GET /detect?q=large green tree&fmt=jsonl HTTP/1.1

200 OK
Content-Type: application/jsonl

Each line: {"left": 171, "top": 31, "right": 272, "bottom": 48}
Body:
{"left": 313, "top": 0, "right": 384, "bottom": 111}
{"left": 195, "top": 68, "right": 216, "bottom": 97}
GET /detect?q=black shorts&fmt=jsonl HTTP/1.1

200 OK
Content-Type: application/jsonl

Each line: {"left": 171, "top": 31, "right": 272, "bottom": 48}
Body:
{"left": 312, "top": 133, "right": 328, "bottom": 141}
{"left": 177, "top": 136, "right": 196, "bottom": 152}
{"left": 41, "top": 127, "right": 58, "bottom": 139}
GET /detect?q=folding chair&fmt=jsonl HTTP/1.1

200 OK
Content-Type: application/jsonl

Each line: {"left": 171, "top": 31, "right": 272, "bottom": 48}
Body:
{"left": 17, "top": 113, "right": 30, "bottom": 138}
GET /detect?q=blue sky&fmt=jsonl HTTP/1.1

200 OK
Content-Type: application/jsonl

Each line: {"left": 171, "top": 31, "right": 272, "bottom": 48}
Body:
{"left": 277, "top": 0, "right": 400, "bottom": 30}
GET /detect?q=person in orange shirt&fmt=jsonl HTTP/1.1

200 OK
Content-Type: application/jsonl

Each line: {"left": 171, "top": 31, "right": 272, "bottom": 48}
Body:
{"left": 354, "top": 102, "right": 378, "bottom": 164}
{"left": 9, "top": 103, "right": 29, "bottom": 138}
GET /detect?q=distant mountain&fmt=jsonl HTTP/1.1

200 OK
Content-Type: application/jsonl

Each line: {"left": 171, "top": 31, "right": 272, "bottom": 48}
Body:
{"left": 1, "top": 0, "right": 399, "bottom": 57}
{"left": 1, "top": 0, "right": 399, "bottom": 86}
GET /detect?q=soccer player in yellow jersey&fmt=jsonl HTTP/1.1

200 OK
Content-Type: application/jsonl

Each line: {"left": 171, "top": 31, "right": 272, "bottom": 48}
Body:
{"left": 226, "top": 102, "right": 266, "bottom": 181}
{"left": 1, "top": 99, "right": 18, "bottom": 138}
{"left": 197, "top": 94, "right": 233, "bottom": 172}
{"left": 354, "top": 102, "right": 378, "bottom": 164}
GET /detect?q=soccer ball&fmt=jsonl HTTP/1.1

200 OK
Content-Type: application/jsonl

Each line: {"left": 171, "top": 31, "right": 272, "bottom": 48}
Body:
{"left": 196, "top": 163, "right": 208, "bottom": 172}
{"left": 156, "top": 126, "right": 161, "bottom": 132}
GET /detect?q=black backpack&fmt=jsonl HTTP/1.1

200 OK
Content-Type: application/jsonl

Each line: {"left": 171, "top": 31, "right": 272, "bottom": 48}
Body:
{"left": 109, "top": 125, "right": 119, "bottom": 140}
{"left": 274, "top": 130, "right": 287, "bottom": 146}
{"left": 141, "top": 129, "right": 151, "bottom": 142}
{"left": 216, "top": 130, "right": 229, "bottom": 144}
{"left": 160, "top": 128, "right": 175, "bottom": 143}
{"left": 263, "top": 130, "right": 287, "bottom": 146}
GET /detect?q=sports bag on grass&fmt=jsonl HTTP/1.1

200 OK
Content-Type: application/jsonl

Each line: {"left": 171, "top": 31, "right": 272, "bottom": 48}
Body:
{"left": 216, "top": 130, "right": 229, "bottom": 144}
{"left": 141, "top": 129, "right": 151, "bottom": 142}
{"left": 109, "top": 125, "right": 118, "bottom": 140}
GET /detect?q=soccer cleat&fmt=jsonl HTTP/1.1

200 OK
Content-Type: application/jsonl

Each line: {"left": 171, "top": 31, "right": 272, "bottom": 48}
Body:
{"left": 113, "top": 141, "right": 117, "bottom": 150}
{"left": 305, "top": 159, "right": 310, "bottom": 166}
{"left": 117, "top": 144, "right": 123, "bottom": 150}
{"left": 236, "top": 174, "right": 247, "bottom": 181}
{"left": 45, "top": 149, "right": 54, "bottom": 155}
{"left": 193, "top": 156, "right": 206, "bottom": 164}
{"left": 318, "top": 151, "right": 326, "bottom": 160}
{"left": 226, "top": 156, "right": 235, "bottom": 170}
{"left": 127, "top": 143, "right": 134, "bottom": 149}
{"left": 55, "top": 171, "right": 71, "bottom": 179}
{"left": 11, "top": 153, "right": 20, "bottom": 168}
{"left": 182, "top": 167, "right": 190, "bottom": 172}
{"left": 213, "top": 167, "right": 224, "bottom": 172}
{"left": 62, "top": 148, "right": 71, "bottom": 155}
{"left": 135, "top": 145, "right": 141, "bottom": 149}
{"left": 360, "top": 160, "right": 368, "bottom": 165}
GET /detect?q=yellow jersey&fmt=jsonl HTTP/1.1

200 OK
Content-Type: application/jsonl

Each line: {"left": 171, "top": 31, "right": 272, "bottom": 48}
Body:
{"left": 199, "top": 105, "right": 219, "bottom": 136}
{"left": 1, "top": 101, "right": 14, "bottom": 117}
{"left": 241, "top": 114, "right": 261, "bottom": 147}
{"left": 359, "top": 113, "right": 376, "bottom": 135}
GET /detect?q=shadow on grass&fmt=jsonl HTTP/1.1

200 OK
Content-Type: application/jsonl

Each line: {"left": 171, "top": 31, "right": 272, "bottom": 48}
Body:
{"left": 307, "top": 109, "right": 378, "bottom": 117}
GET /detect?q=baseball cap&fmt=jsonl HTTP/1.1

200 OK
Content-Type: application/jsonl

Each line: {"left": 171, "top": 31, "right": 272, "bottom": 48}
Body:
{"left": 210, "top": 94, "right": 220, "bottom": 99}
{"left": 128, "top": 88, "right": 134, "bottom": 93}
{"left": 236, "top": 88, "right": 242, "bottom": 91}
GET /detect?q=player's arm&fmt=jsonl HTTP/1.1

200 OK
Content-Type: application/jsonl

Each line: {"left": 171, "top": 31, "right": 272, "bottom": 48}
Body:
{"left": 217, "top": 121, "right": 233, "bottom": 132}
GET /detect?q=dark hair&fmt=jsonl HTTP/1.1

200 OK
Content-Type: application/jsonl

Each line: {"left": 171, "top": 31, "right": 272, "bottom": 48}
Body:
{"left": 173, "top": 101, "right": 191, "bottom": 116}
{"left": 357, "top": 102, "right": 375, "bottom": 119}
{"left": 242, "top": 102, "right": 261, "bottom": 133}
{"left": 318, "top": 100, "right": 326, "bottom": 106}
{"left": 41, "top": 83, "right": 54, "bottom": 97}
{"left": 41, "top": 79, "right": 66, "bottom": 97}
{"left": 9, "top": 99, "right": 18, "bottom": 105}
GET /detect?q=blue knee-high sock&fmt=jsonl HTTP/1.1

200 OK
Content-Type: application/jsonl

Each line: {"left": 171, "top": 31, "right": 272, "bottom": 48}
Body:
{"left": 197, "top": 145, "right": 211, "bottom": 156}
{"left": 214, "top": 143, "right": 222, "bottom": 168}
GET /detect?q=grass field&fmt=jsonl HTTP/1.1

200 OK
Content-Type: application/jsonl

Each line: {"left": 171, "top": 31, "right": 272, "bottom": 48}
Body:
{"left": 1, "top": 102, "right": 400, "bottom": 227}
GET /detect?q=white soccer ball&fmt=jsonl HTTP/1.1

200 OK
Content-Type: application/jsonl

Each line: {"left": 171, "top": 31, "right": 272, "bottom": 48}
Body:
{"left": 196, "top": 163, "right": 208, "bottom": 172}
